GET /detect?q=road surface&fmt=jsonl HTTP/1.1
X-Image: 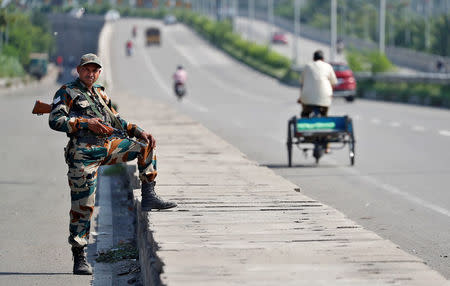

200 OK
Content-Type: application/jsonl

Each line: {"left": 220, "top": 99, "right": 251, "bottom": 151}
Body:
{"left": 108, "top": 18, "right": 450, "bottom": 278}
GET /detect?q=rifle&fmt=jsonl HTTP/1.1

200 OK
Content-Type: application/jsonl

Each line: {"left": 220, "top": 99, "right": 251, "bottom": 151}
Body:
{"left": 32, "top": 100, "right": 52, "bottom": 115}
{"left": 32, "top": 100, "right": 147, "bottom": 147}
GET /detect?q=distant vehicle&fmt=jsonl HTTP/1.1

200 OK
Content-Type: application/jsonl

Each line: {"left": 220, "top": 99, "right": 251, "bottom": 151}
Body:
{"left": 271, "top": 32, "right": 288, "bottom": 44}
{"left": 126, "top": 40, "right": 133, "bottom": 56}
{"left": 331, "top": 62, "right": 357, "bottom": 102}
{"left": 105, "top": 9, "right": 120, "bottom": 21}
{"left": 69, "top": 7, "right": 85, "bottom": 19}
{"left": 28, "top": 53, "right": 48, "bottom": 80}
{"left": 146, "top": 27, "right": 161, "bottom": 45}
{"left": 164, "top": 14, "right": 177, "bottom": 25}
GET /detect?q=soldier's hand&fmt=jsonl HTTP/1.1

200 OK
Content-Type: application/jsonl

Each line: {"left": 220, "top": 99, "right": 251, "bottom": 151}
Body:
{"left": 87, "top": 118, "right": 114, "bottom": 135}
{"left": 139, "top": 131, "right": 156, "bottom": 149}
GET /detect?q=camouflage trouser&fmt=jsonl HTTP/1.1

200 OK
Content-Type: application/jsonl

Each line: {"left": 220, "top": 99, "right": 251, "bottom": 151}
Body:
{"left": 65, "top": 137, "right": 156, "bottom": 247}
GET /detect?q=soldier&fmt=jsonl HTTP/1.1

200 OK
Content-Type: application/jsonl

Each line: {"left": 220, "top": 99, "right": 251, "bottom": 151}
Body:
{"left": 49, "top": 53, "right": 177, "bottom": 275}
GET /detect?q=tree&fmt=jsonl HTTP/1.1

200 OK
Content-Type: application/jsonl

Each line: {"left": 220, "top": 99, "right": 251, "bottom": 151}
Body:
{"left": 431, "top": 14, "right": 449, "bottom": 57}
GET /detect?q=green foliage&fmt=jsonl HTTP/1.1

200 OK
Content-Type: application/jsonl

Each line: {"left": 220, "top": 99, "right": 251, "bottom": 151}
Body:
{"left": 431, "top": 15, "right": 450, "bottom": 57}
{"left": 274, "top": 0, "right": 449, "bottom": 56}
{"left": 346, "top": 50, "right": 367, "bottom": 72}
{"left": 264, "top": 50, "right": 291, "bottom": 69}
{"left": 0, "top": 9, "right": 54, "bottom": 77}
{"left": 346, "top": 48, "right": 394, "bottom": 73}
{"left": 96, "top": 242, "right": 138, "bottom": 263}
{"left": 247, "top": 43, "right": 268, "bottom": 59}
{"left": 368, "top": 51, "right": 394, "bottom": 73}
{"left": 0, "top": 54, "right": 24, "bottom": 77}
{"left": 358, "top": 80, "right": 450, "bottom": 108}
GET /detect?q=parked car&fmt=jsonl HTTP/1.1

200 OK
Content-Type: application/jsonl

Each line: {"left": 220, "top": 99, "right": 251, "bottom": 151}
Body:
{"left": 164, "top": 14, "right": 177, "bottom": 25}
{"left": 271, "top": 32, "right": 288, "bottom": 44}
{"left": 146, "top": 27, "right": 161, "bottom": 45}
{"left": 331, "top": 62, "right": 357, "bottom": 102}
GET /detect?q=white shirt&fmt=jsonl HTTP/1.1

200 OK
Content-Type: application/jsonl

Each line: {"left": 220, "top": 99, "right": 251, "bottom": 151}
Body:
{"left": 300, "top": 60, "right": 337, "bottom": 107}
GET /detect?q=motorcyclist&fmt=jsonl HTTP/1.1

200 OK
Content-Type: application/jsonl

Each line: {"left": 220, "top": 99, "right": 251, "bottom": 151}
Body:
{"left": 126, "top": 40, "right": 133, "bottom": 56}
{"left": 173, "top": 65, "right": 187, "bottom": 97}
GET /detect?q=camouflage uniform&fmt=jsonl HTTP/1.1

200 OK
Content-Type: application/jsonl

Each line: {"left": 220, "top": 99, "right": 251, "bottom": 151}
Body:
{"left": 49, "top": 78, "right": 156, "bottom": 247}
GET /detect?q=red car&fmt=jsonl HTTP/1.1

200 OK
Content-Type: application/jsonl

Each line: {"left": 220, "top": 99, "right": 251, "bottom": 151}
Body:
{"left": 331, "top": 62, "right": 357, "bottom": 102}
{"left": 271, "top": 32, "right": 288, "bottom": 44}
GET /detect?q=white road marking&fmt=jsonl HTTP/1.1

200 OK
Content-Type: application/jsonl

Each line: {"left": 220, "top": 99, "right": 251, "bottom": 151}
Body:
{"left": 438, "top": 130, "right": 450, "bottom": 137}
{"left": 232, "top": 120, "right": 243, "bottom": 128}
{"left": 339, "top": 162, "right": 450, "bottom": 218}
{"left": 411, "top": 125, "right": 425, "bottom": 132}
{"left": 273, "top": 135, "right": 450, "bottom": 219}
{"left": 165, "top": 31, "right": 277, "bottom": 104}
{"left": 141, "top": 47, "right": 171, "bottom": 95}
{"left": 389, "top": 122, "right": 401, "bottom": 127}
{"left": 170, "top": 44, "right": 200, "bottom": 68}
{"left": 371, "top": 118, "right": 381, "bottom": 124}
{"left": 140, "top": 46, "right": 209, "bottom": 113}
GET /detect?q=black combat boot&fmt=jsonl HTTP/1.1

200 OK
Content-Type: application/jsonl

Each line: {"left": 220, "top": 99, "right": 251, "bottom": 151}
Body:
{"left": 141, "top": 181, "right": 177, "bottom": 211}
{"left": 72, "top": 246, "right": 93, "bottom": 275}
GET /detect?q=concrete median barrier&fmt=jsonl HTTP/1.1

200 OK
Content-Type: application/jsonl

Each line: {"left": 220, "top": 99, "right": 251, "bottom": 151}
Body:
{"left": 121, "top": 99, "right": 447, "bottom": 286}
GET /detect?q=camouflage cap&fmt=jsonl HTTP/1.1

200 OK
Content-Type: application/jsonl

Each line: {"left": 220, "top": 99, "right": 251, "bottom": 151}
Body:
{"left": 78, "top": 53, "right": 102, "bottom": 68}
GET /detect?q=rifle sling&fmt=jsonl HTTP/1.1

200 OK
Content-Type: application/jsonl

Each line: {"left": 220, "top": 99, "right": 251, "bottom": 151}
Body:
{"left": 85, "top": 90, "right": 125, "bottom": 132}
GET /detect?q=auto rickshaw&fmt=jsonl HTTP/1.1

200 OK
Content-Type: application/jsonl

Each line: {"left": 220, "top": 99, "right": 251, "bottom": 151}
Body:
{"left": 146, "top": 27, "right": 161, "bottom": 46}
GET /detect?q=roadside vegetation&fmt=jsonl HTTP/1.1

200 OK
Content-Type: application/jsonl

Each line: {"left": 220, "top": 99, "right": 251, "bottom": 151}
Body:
{"left": 0, "top": 7, "right": 54, "bottom": 78}
{"left": 357, "top": 81, "right": 450, "bottom": 108}
{"left": 176, "top": 11, "right": 292, "bottom": 79}
{"left": 273, "top": 0, "right": 450, "bottom": 57}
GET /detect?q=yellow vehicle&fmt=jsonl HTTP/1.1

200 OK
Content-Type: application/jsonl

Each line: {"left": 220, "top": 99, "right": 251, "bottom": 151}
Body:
{"left": 146, "top": 27, "right": 161, "bottom": 45}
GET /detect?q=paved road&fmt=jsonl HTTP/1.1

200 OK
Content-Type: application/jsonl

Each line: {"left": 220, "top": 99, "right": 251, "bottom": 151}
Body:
{"left": 0, "top": 15, "right": 105, "bottom": 285}
{"left": 107, "top": 18, "right": 450, "bottom": 279}
{"left": 0, "top": 78, "right": 92, "bottom": 285}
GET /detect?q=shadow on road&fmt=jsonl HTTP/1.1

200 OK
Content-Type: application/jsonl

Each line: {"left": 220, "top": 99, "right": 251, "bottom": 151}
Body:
{"left": 263, "top": 163, "right": 340, "bottom": 169}
{"left": 0, "top": 272, "right": 72, "bottom": 276}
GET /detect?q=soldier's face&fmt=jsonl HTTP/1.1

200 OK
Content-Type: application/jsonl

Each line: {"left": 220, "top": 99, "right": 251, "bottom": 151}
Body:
{"left": 77, "top": 64, "right": 101, "bottom": 88}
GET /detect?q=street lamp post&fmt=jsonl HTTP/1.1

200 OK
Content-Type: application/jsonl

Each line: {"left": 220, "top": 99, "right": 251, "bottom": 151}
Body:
{"left": 425, "top": 0, "right": 431, "bottom": 50}
{"left": 379, "top": 0, "right": 386, "bottom": 54}
{"left": 293, "top": 0, "right": 300, "bottom": 66}
{"left": 248, "top": 0, "right": 254, "bottom": 42}
{"left": 331, "top": 0, "right": 337, "bottom": 62}
{"left": 268, "top": 0, "right": 274, "bottom": 48}
{"left": 233, "top": 0, "right": 238, "bottom": 33}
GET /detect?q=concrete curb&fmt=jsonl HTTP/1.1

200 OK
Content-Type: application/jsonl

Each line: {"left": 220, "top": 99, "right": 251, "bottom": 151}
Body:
{"left": 121, "top": 99, "right": 448, "bottom": 285}
{"left": 126, "top": 165, "right": 163, "bottom": 286}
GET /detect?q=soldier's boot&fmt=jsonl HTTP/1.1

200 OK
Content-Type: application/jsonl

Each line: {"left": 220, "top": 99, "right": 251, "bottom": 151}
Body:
{"left": 141, "top": 181, "right": 177, "bottom": 211}
{"left": 72, "top": 246, "right": 93, "bottom": 275}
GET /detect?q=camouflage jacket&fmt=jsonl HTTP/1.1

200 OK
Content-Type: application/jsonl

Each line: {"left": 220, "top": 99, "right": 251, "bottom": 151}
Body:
{"left": 49, "top": 78, "right": 144, "bottom": 138}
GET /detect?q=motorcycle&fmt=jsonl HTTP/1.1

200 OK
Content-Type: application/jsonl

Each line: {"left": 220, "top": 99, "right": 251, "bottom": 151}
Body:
{"left": 126, "top": 42, "right": 133, "bottom": 56}
{"left": 126, "top": 46, "right": 133, "bottom": 56}
{"left": 174, "top": 82, "right": 186, "bottom": 100}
